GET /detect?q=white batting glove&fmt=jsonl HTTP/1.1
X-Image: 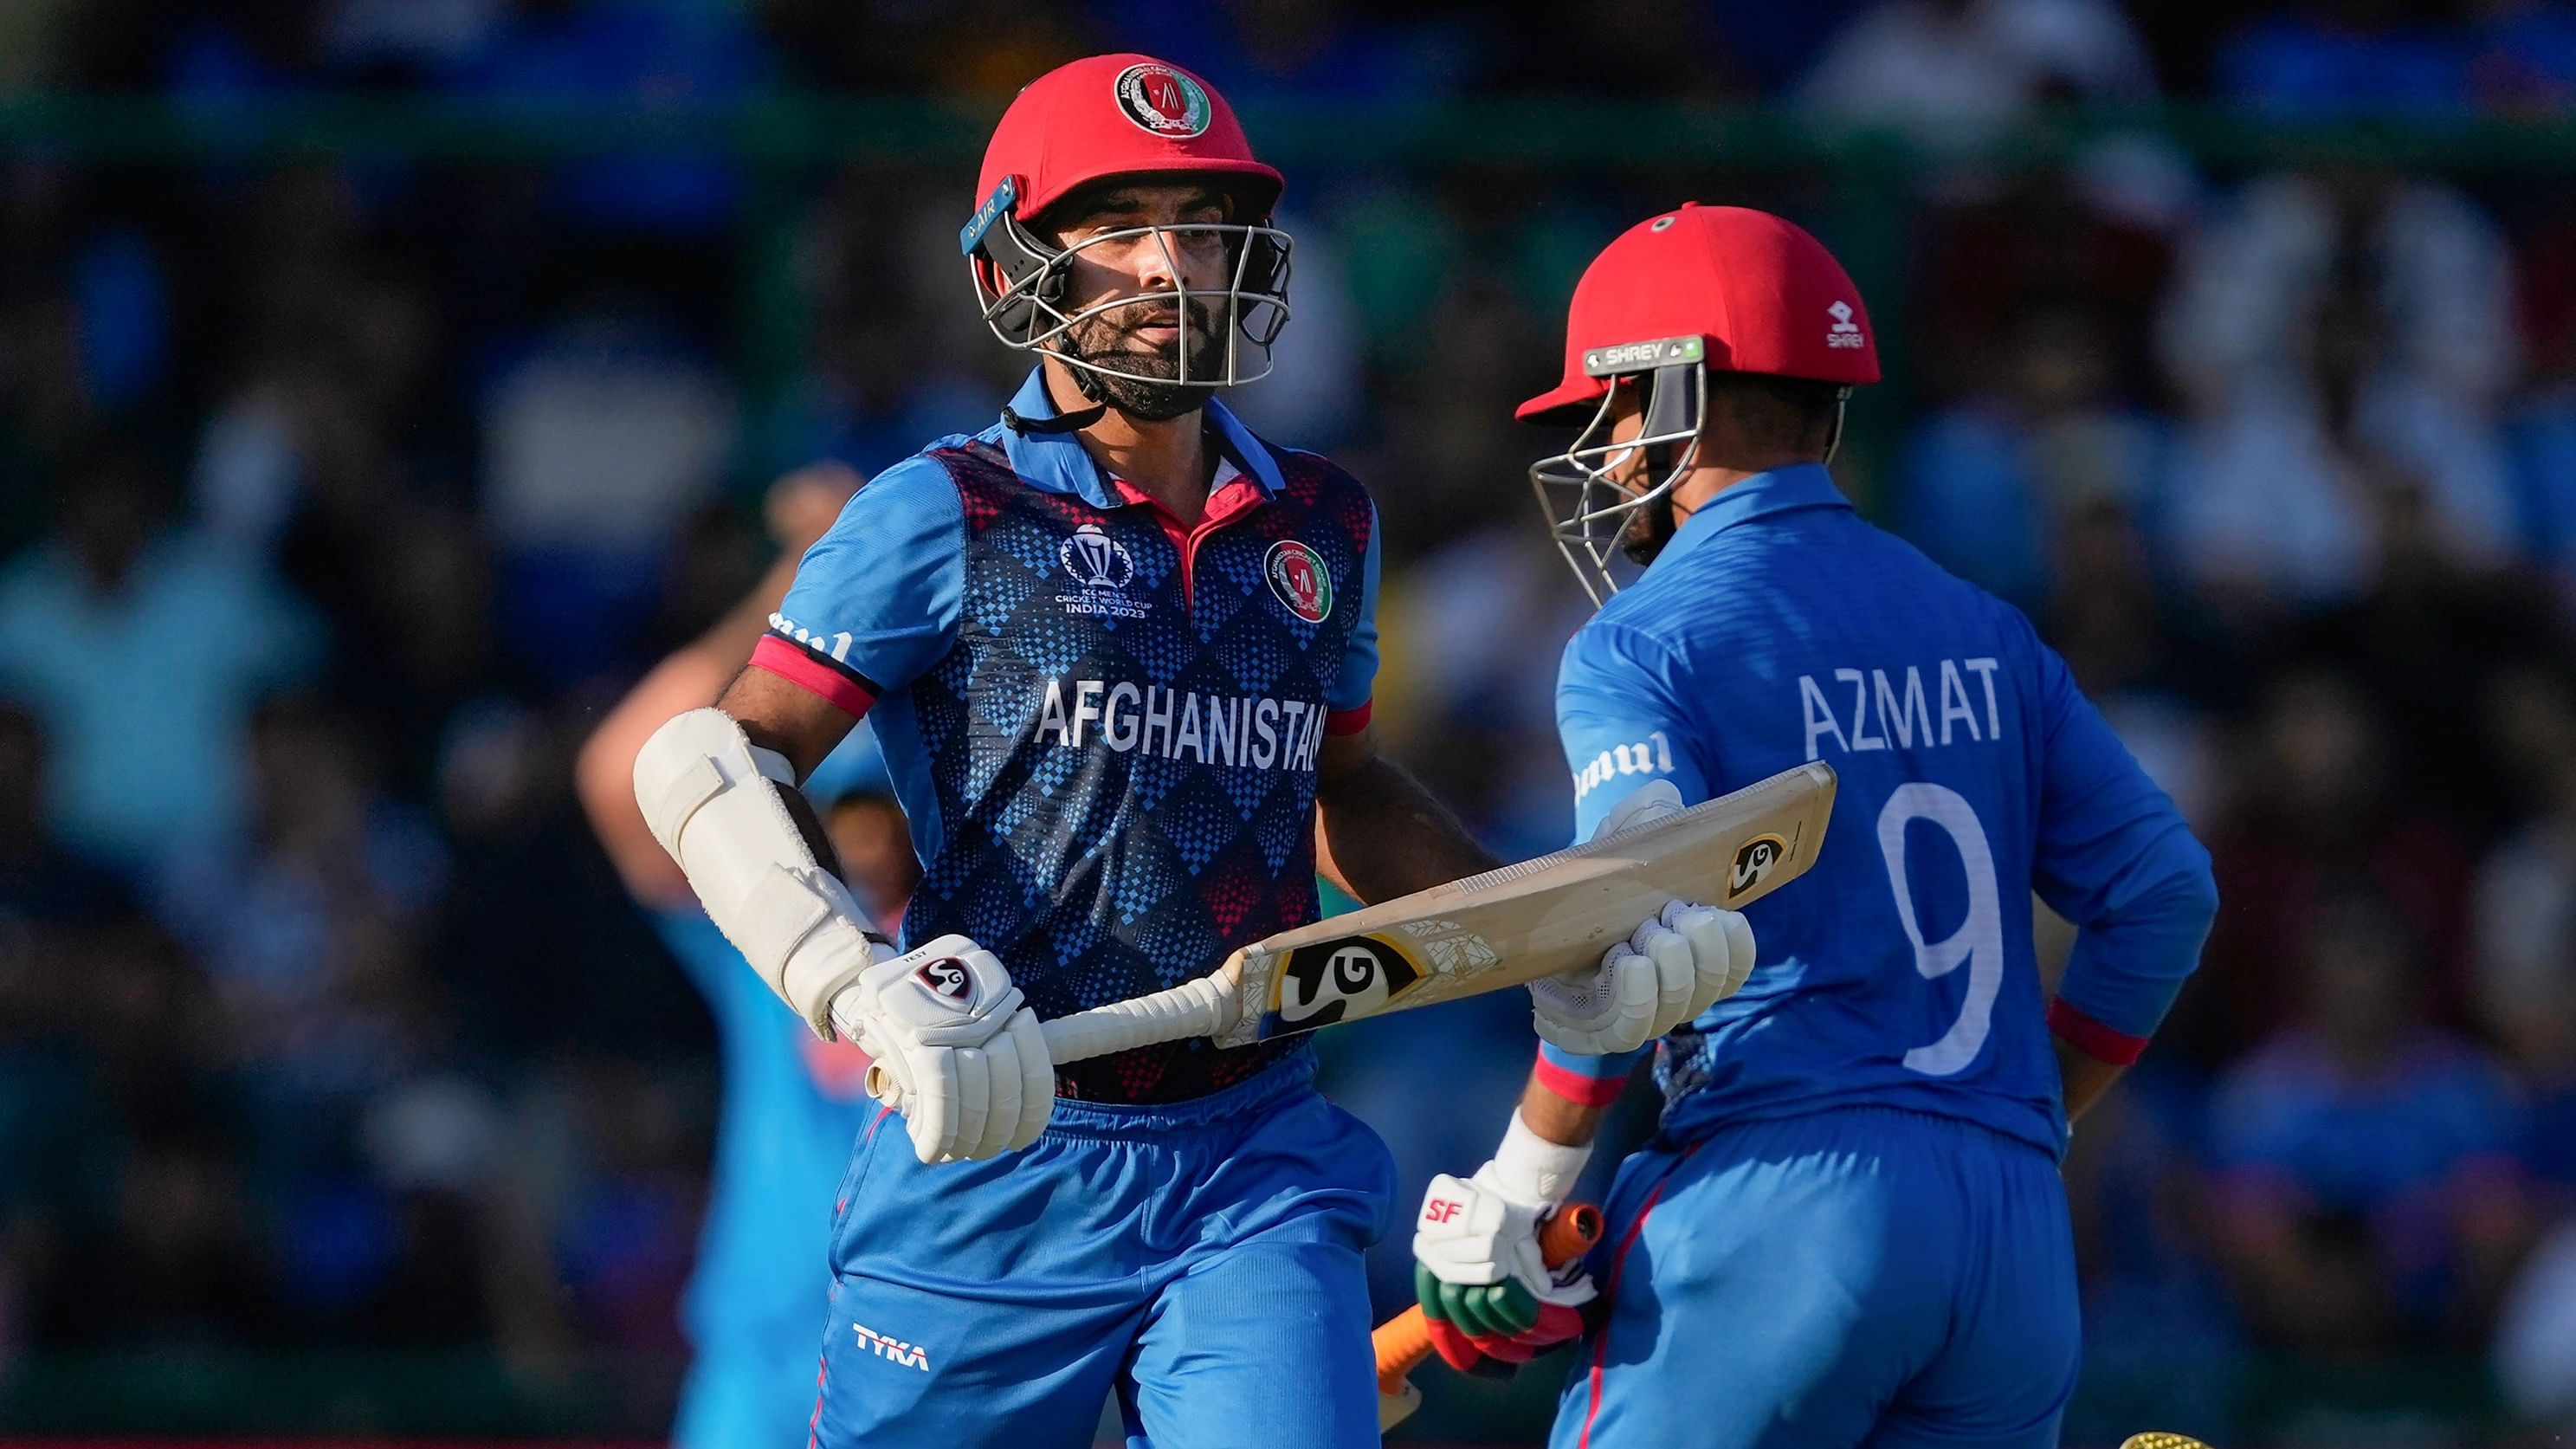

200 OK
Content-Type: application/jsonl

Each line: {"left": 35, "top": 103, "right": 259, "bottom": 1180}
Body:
{"left": 831, "top": 934, "right": 1056, "bottom": 1163}
{"left": 1412, "top": 1113, "right": 1596, "bottom": 1363}
{"left": 1414, "top": 1148, "right": 1592, "bottom": 1310}
{"left": 1528, "top": 899, "right": 1755, "bottom": 1057}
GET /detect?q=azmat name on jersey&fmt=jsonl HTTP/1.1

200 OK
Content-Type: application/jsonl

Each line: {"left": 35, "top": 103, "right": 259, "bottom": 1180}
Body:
{"left": 1799, "top": 656, "right": 2005, "bottom": 760}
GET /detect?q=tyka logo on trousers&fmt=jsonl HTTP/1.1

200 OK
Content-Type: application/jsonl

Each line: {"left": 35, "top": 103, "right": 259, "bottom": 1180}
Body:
{"left": 853, "top": 1322, "right": 930, "bottom": 1371}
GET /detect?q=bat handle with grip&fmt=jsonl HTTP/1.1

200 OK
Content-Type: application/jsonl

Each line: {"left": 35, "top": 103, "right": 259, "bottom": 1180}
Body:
{"left": 872, "top": 965, "right": 1247, "bottom": 1129}
{"left": 1036, "top": 969, "right": 1242, "bottom": 1065}
{"left": 1373, "top": 1202, "right": 1604, "bottom": 1396}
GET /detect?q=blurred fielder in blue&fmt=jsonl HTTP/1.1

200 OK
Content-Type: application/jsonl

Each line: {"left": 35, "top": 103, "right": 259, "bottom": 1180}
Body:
{"left": 578, "top": 464, "right": 918, "bottom": 1449}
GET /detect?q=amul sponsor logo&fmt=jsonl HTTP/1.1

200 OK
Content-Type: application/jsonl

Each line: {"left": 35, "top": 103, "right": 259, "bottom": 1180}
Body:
{"left": 1572, "top": 731, "right": 1674, "bottom": 801}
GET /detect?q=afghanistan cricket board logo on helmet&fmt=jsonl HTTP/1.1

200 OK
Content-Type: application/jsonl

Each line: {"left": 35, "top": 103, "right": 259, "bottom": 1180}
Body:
{"left": 1264, "top": 540, "right": 1332, "bottom": 624}
{"left": 1114, "top": 61, "right": 1212, "bottom": 138}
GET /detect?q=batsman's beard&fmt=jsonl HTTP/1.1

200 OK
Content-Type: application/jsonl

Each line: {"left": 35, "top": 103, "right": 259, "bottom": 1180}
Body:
{"left": 1060, "top": 301, "right": 1229, "bottom": 422}
{"left": 1624, "top": 487, "right": 1681, "bottom": 565}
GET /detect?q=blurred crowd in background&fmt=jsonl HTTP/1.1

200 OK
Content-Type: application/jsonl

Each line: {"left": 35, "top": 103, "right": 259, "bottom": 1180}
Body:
{"left": 6, "top": 0, "right": 2576, "bottom": 1444}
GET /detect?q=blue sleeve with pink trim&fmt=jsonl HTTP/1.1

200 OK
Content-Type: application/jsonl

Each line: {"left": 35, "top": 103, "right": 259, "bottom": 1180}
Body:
{"left": 1529, "top": 622, "right": 1711, "bottom": 1101}
{"left": 1557, "top": 623, "right": 1716, "bottom": 841}
{"left": 759, "top": 456, "right": 965, "bottom": 715}
{"left": 1326, "top": 499, "right": 1382, "bottom": 719}
{"left": 2026, "top": 633, "right": 2218, "bottom": 1052}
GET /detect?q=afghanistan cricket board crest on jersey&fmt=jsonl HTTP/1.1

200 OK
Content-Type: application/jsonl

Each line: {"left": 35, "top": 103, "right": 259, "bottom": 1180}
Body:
{"left": 1113, "top": 62, "right": 1211, "bottom": 138}
{"left": 1264, "top": 540, "right": 1332, "bottom": 624}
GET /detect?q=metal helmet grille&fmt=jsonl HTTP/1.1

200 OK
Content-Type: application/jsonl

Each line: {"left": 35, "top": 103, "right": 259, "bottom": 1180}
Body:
{"left": 971, "top": 210, "right": 1293, "bottom": 391}
{"left": 1527, "top": 352, "right": 1707, "bottom": 605}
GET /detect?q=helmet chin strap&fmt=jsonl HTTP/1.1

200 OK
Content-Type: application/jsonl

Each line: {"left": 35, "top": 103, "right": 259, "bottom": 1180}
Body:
{"left": 1003, "top": 359, "right": 1110, "bottom": 433}
{"left": 1001, "top": 400, "right": 1106, "bottom": 434}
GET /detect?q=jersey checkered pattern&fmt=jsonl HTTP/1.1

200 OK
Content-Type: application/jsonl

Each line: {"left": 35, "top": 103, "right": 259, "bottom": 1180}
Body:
{"left": 901, "top": 438, "right": 1374, "bottom": 1103}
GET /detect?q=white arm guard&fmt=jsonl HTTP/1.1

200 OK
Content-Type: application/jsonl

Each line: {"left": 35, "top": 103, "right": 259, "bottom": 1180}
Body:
{"left": 633, "top": 707, "right": 886, "bottom": 1037}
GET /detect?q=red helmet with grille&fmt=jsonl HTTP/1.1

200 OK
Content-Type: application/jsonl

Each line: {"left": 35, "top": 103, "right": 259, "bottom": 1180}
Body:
{"left": 972, "top": 54, "right": 1282, "bottom": 229}
{"left": 1518, "top": 204, "right": 1878, "bottom": 424}
{"left": 1521, "top": 204, "right": 1879, "bottom": 603}
{"left": 960, "top": 56, "right": 1292, "bottom": 392}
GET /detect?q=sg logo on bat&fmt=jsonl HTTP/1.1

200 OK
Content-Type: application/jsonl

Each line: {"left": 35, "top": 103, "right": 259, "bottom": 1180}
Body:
{"left": 1269, "top": 935, "right": 1424, "bottom": 1031}
{"left": 1728, "top": 833, "right": 1788, "bottom": 900}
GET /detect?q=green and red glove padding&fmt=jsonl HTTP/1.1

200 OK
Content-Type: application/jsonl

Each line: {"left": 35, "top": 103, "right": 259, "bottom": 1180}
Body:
{"left": 1413, "top": 1251, "right": 1589, "bottom": 1374}
{"left": 1411, "top": 1112, "right": 1596, "bottom": 1375}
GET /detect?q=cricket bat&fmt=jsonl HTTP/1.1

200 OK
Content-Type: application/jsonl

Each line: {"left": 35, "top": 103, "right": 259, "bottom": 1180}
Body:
{"left": 1037, "top": 760, "right": 1837, "bottom": 1065}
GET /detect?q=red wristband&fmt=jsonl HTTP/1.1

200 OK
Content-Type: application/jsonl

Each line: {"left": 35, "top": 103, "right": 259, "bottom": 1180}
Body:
{"left": 1533, "top": 1051, "right": 1634, "bottom": 1108}
{"left": 2047, "top": 999, "right": 2148, "bottom": 1066}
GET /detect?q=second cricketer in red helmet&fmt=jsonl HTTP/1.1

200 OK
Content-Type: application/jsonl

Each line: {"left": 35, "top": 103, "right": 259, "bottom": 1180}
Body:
{"left": 1519, "top": 204, "right": 1882, "bottom": 603}
{"left": 960, "top": 54, "right": 1292, "bottom": 417}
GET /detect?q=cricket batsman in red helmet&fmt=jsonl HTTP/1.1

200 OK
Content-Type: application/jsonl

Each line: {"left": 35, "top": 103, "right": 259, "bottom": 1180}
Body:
{"left": 627, "top": 61, "right": 1752, "bottom": 1447}
{"left": 1408, "top": 204, "right": 2218, "bottom": 1447}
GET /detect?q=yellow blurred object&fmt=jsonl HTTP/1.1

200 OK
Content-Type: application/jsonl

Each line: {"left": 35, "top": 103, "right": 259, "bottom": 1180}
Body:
{"left": 2118, "top": 1435, "right": 2212, "bottom": 1449}
{"left": 1376, "top": 1377, "right": 1422, "bottom": 1433}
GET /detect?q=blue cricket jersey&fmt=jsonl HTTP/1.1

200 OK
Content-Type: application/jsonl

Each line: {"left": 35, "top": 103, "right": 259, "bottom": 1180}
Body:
{"left": 651, "top": 909, "right": 875, "bottom": 1362}
{"left": 748, "top": 369, "right": 1382, "bottom": 1103}
{"left": 1543, "top": 465, "right": 2216, "bottom": 1157}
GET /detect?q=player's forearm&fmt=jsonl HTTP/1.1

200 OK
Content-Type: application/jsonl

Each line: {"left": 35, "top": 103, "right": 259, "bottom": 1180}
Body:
{"left": 1312, "top": 744, "right": 1499, "bottom": 905}
{"left": 1453, "top": 1067, "right": 1611, "bottom": 1211}
{"left": 2053, "top": 1038, "right": 2124, "bottom": 1122}
{"left": 580, "top": 651, "right": 731, "bottom": 902}
{"left": 1520, "top": 1069, "right": 1614, "bottom": 1148}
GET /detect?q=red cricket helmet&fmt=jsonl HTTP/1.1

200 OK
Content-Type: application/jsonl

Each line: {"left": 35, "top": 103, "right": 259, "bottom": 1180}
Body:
{"left": 1518, "top": 203, "right": 1878, "bottom": 424}
{"left": 961, "top": 55, "right": 1292, "bottom": 393}
{"left": 1521, "top": 204, "right": 1879, "bottom": 603}
{"left": 974, "top": 54, "right": 1282, "bottom": 227}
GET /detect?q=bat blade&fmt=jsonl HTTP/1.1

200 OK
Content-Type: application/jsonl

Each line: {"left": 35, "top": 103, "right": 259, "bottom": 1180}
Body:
{"left": 1218, "top": 761, "right": 1837, "bottom": 1047}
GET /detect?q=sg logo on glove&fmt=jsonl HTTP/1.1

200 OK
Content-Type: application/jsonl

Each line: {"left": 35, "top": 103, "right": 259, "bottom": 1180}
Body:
{"left": 914, "top": 957, "right": 974, "bottom": 1003}
{"left": 1275, "top": 936, "right": 1423, "bottom": 1028}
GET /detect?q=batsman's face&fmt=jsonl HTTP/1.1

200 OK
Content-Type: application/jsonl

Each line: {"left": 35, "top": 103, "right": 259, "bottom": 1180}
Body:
{"left": 1598, "top": 384, "right": 1667, "bottom": 554}
{"left": 1049, "top": 184, "right": 1235, "bottom": 369}
{"left": 1599, "top": 385, "right": 1653, "bottom": 488}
